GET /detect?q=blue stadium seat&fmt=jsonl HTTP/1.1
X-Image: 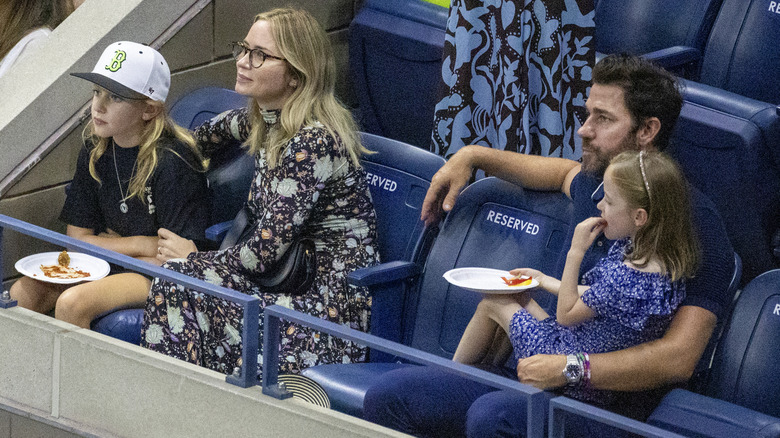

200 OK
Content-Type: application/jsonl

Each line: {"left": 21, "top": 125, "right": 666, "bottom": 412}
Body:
{"left": 594, "top": 0, "right": 723, "bottom": 76}
{"left": 349, "top": 0, "right": 447, "bottom": 148}
{"left": 359, "top": 132, "right": 445, "bottom": 263}
{"left": 696, "top": 0, "right": 780, "bottom": 104}
{"left": 91, "top": 87, "right": 250, "bottom": 343}
{"left": 647, "top": 269, "right": 780, "bottom": 436}
{"left": 302, "top": 177, "right": 573, "bottom": 416}
{"left": 356, "top": 133, "right": 445, "bottom": 358}
{"left": 669, "top": 82, "right": 780, "bottom": 281}
{"left": 168, "top": 86, "right": 247, "bottom": 130}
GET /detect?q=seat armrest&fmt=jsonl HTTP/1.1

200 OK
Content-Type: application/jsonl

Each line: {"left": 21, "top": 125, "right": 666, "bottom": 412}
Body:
{"left": 647, "top": 389, "right": 780, "bottom": 437}
{"left": 347, "top": 260, "right": 421, "bottom": 287}
{"left": 205, "top": 221, "right": 232, "bottom": 242}
{"left": 642, "top": 46, "right": 701, "bottom": 71}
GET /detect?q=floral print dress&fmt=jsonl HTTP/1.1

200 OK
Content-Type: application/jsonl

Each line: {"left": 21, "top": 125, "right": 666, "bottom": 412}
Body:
{"left": 141, "top": 108, "right": 379, "bottom": 377}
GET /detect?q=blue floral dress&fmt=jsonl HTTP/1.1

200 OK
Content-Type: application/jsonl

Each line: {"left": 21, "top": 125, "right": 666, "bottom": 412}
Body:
{"left": 509, "top": 238, "right": 685, "bottom": 402}
{"left": 431, "top": 0, "right": 595, "bottom": 158}
{"left": 141, "top": 109, "right": 379, "bottom": 377}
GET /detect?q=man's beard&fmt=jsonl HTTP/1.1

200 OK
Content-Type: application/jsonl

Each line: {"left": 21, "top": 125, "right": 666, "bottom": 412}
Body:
{"left": 580, "top": 134, "right": 641, "bottom": 177}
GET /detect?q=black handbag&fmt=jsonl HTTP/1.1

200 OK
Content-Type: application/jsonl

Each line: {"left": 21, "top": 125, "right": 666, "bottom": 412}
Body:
{"left": 222, "top": 206, "right": 317, "bottom": 295}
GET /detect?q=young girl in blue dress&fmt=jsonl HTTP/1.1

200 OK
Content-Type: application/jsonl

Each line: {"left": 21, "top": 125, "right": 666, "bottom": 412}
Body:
{"left": 9, "top": 41, "right": 209, "bottom": 329}
{"left": 453, "top": 150, "right": 700, "bottom": 403}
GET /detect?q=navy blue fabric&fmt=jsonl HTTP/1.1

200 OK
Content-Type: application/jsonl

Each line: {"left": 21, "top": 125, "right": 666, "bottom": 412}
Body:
{"left": 364, "top": 366, "right": 636, "bottom": 438}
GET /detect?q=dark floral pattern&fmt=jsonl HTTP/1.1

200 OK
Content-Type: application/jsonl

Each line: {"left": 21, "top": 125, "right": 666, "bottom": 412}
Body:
{"left": 141, "top": 109, "right": 379, "bottom": 377}
{"left": 431, "top": 0, "right": 594, "bottom": 158}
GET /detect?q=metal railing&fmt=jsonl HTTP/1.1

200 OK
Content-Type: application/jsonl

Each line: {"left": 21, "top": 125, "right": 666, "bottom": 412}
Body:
{"left": 263, "top": 304, "right": 548, "bottom": 438}
{"left": 0, "top": 213, "right": 260, "bottom": 388}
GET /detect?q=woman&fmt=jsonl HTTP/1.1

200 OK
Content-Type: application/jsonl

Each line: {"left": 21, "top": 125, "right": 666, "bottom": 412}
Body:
{"left": 141, "top": 8, "right": 379, "bottom": 377}
{"left": 0, "top": 0, "right": 84, "bottom": 78}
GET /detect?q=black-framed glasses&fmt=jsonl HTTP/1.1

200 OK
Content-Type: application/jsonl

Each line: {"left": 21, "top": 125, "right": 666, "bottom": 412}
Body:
{"left": 230, "top": 41, "right": 285, "bottom": 68}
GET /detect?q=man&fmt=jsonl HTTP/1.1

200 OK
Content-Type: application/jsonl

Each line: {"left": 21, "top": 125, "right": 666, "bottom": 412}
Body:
{"left": 363, "top": 54, "right": 735, "bottom": 437}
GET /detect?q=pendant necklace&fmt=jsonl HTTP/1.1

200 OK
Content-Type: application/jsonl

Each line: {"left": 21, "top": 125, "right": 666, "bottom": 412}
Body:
{"left": 112, "top": 142, "right": 135, "bottom": 214}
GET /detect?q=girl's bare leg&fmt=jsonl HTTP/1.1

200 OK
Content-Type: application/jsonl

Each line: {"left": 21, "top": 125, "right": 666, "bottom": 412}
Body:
{"left": 9, "top": 277, "right": 68, "bottom": 314}
{"left": 453, "top": 294, "right": 524, "bottom": 365}
{"left": 55, "top": 273, "right": 151, "bottom": 328}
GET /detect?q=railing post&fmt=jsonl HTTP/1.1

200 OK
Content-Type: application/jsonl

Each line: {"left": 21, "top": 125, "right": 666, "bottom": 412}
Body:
{"left": 225, "top": 299, "right": 260, "bottom": 388}
{"left": 0, "top": 226, "right": 16, "bottom": 309}
{"left": 261, "top": 311, "right": 292, "bottom": 399}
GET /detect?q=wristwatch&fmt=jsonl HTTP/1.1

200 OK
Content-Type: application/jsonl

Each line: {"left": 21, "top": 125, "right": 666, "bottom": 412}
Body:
{"left": 563, "top": 354, "right": 582, "bottom": 385}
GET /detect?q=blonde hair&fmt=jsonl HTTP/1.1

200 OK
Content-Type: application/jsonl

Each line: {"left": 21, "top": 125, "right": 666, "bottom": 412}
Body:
{"left": 245, "top": 8, "right": 367, "bottom": 167}
{"left": 85, "top": 100, "right": 204, "bottom": 203}
{"left": 607, "top": 151, "right": 700, "bottom": 281}
{"left": 0, "top": 0, "right": 73, "bottom": 60}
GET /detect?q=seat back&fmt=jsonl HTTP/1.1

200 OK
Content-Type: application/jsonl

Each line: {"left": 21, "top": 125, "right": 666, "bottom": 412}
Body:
{"left": 169, "top": 87, "right": 253, "bottom": 225}
{"left": 669, "top": 81, "right": 780, "bottom": 281}
{"left": 699, "top": 0, "right": 780, "bottom": 103}
{"left": 349, "top": 0, "right": 447, "bottom": 148}
{"left": 407, "top": 177, "right": 572, "bottom": 357}
{"left": 595, "top": 0, "right": 722, "bottom": 56}
{"left": 705, "top": 269, "right": 780, "bottom": 417}
{"left": 359, "top": 132, "right": 445, "bottom": 263}
{"left": 169, "top": 86, "right": 248, "bottom": 130}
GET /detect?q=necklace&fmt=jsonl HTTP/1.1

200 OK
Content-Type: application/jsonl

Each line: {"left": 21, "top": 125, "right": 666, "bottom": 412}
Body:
{"left": 112, "top": 142, "right": 136, "bottom": 214}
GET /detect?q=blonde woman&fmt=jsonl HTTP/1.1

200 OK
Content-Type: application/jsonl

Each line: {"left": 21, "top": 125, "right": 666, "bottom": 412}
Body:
{"left": 10, "top": 41, "right": 209, "bottom": 328}
{"left": 142, "top": 8, "right": 379, "bottom": 376}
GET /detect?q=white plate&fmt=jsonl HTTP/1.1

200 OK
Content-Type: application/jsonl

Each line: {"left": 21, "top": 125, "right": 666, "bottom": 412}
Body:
{"left": 443, "top": 267, "right": 539, "bottom": 294}
{"left": 15, "top": 252, "right": 110, "bottom": 284}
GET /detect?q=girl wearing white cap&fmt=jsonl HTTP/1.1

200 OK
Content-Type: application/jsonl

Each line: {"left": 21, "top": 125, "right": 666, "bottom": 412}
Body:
{"left": 9, "top": 41, "right": 210, "bottom": 329}
{"left": 143, "top": 8, "right": 379, "bottom": 377}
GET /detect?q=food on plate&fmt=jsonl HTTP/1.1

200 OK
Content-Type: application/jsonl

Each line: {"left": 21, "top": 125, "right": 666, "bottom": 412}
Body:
{"left": 40, "top": 251, "right": 90, "bottom": 280}
{"left": 57, "top": 250, "right": 70, "bottom": 267}
{"left": 501, "top": 275, "right": 533, "bottom": 287}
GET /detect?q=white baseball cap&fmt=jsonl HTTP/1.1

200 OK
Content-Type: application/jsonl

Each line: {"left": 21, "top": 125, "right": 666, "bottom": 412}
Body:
{"left": 71, "top": 41, "right": 170, "bottom": 102}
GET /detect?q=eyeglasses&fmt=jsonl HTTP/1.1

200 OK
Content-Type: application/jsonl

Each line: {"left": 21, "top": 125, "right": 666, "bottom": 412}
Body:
{"left": 230, "top": 41, "right": 285, "bottom": 68}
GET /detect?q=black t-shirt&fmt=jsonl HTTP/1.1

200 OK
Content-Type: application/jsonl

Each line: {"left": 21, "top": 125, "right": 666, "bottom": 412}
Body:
{"left": 60, "top": 137, "right": 210, "bottom": 242}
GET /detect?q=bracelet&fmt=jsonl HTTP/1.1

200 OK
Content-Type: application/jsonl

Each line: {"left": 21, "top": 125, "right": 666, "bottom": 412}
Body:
{"left": 578, "top": 352, "right": 591, "bottom": 387}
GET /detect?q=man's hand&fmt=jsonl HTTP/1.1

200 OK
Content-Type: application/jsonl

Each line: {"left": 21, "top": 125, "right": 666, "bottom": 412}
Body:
{"left": 420, "top": 147, "right": 476, "bottom": 226}
{"left": 516, "top": 354, "right": 568, "bottom": 389}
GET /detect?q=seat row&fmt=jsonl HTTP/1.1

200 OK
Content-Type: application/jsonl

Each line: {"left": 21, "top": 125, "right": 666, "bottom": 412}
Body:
{"left": 596, "top": 0, "right": 780, "bottom": 105}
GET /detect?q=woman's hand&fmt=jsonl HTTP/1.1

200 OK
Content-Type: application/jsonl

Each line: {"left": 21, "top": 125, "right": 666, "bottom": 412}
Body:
{"left": 156, "top": 228, "right": 197, "bottom": 262}
{"left": 570, "top": 217, "right": 605, "bottom": 256}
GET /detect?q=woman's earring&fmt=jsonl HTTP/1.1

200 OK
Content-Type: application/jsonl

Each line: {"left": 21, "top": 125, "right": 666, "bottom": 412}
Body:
{"left": 290, "top": 80, "right": 298, "bottom": 88}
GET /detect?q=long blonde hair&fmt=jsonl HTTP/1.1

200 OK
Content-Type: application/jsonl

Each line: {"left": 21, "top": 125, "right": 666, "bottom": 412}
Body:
{"left": 0, "top": 0, "right": 73, "bottom": 61}
{"left": 245, "top": 8, "right": 367, "bottom": 167}
{"left": 85, "top": 101, "right": 204, "bottom": 203}
{"left": 607, "top": 151, "right": 700, "bottom": 281}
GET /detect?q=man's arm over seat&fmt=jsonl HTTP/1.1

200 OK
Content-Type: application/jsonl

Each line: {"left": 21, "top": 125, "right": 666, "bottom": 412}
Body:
{"left": 421, "top": 145, "right": 580, "bottom": 225}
